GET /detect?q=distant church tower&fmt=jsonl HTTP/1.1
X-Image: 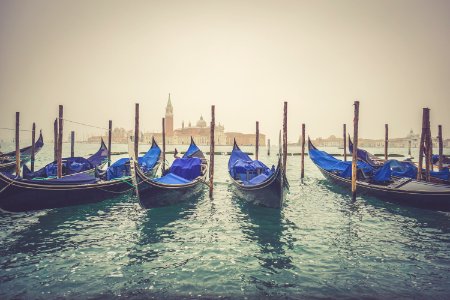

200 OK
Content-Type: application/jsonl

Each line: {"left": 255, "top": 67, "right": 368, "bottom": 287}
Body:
{"left": 165, "top": 93, "right": 174, "bottom": 136}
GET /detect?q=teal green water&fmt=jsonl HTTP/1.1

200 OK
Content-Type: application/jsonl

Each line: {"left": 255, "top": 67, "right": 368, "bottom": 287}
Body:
{"left": 1, "top": 143, "right": 450, "bottom": 299}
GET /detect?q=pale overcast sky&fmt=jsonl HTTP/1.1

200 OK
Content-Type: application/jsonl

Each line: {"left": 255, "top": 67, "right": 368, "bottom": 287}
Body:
{"left": 1, "top": 0, "right": 449, "bottom": 143}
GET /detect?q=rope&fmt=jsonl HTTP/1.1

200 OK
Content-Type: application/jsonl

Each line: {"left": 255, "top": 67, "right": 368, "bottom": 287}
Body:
{"left": 200, "top": 178, "right": 211, "bottom": 188}
{"left": 0, "top": 178, "right": 15, "bottom": 194}
{"left": 0, "top": 127, "right": 32, "bottom": 132}
{"left": 62, "top": 119, "right": 108, "bottom": 130}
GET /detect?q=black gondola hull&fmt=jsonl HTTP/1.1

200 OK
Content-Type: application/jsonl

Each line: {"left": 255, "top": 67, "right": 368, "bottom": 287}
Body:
{"left": 138, "top": 179, "right": 205, "bottom": 208}
{"left": 133, "top": 137, "right": 208, "bottom": 208}
{"left": 0, "top": 161, "right": 17, "bottom": 173}
{"left": 0, "top": 173, "right": 134, "bottom": 212}
{"left": 230, "top": 165, "right": 286, "bottom": 209}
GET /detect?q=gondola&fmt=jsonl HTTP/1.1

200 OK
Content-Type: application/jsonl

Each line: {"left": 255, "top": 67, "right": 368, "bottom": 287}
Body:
{"left": 134, "top": 137, "right": 208, "bottom": 208}
{"left": 227, "top": 140, "right": 288, "bottom": 208}
{"left": 0, "top": 131, "right": 44, "bottom": 174}
{"left": 309, "top": 138, "right": 450, "bottom": 211}
{"left": 22, "top": 139, "right": 108, "bottom": 179}
{"left": 0, "top": 139, "right": 161, "bottom": 212}
{"left": 349, "top": 137, "right": 449, "bottom": 184}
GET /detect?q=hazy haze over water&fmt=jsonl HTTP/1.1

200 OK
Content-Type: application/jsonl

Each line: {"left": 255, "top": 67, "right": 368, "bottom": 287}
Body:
{"left": 0, "top": 0, "right": 449, "bottom": 145}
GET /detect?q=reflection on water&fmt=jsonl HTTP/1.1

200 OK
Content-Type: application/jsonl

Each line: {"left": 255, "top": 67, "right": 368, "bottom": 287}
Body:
{"left": 0, "top": 144, "right": 450, "bottom": 298}
{"left": 129, "top": 200, "right": 198, "bottom": 262}
{"left": 235, "top": 198, "right": 294, "bottom": 272}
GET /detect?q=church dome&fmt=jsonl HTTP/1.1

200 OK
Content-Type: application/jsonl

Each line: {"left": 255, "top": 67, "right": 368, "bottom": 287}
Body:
{"left": 196, "top": 115, "right": 207, "bottom": 127}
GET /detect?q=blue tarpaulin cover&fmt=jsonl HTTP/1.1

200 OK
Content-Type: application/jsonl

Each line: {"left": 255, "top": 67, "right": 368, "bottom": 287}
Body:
{"left": 430, "top": 168, "right": 450, "bottom": 181}
{"left": 23, "top": 157, "right": 93, "bottom": 179}
{"left": 349, "top": 142, "right": 448, "bottom": 182}
{"left": 432, "top": 154, "right": 450, "bottom": 165}
{"left": 23, "top": 140, "right": 107, "bottom": 180}
{"left": 228, "top": 142, "right": 274, "bottom": 185}
{"left": 309, "top": 147, "right": 373, "bottom": 178}
{"left": 107, "top": 141, "right": 161, "bottom": 180}
{"left": 150, "top": 139, "right": 204, "bottom": 185}
{"left": 153, "top": 172, "right": 192, "bottom": 184}
{"left": 169, "top": 157, "right": 202, "bottom": 181}
{"left": 372, "top": 160, "right": 418, "bottom": 182}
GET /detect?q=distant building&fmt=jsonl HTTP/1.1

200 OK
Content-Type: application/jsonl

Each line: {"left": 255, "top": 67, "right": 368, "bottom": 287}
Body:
{"left": 88, "top": 95, "right": 266, "bottom": 146}
{"left": 145, "top": 96, "right": 265, "bottom": 146}
{"left": 309, "top": 129, "right": 439, "bottom": 148}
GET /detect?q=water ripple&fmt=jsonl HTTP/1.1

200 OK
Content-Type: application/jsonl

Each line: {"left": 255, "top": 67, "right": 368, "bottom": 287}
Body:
{"left": 0, "top": 144, "right": 450, "bottom": 298}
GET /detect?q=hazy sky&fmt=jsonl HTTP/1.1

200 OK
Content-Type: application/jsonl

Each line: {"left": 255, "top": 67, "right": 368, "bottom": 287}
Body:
{"left": 1, "top": 0, "right": 449, "bottom": 144}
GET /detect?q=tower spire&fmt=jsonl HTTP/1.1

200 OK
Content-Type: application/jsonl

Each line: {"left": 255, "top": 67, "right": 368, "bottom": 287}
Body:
{"left": 165, "top": 93, "right": 174, "bottom": 136}
{"left": 166, "top": 93, "right": 173, "bottom": 116}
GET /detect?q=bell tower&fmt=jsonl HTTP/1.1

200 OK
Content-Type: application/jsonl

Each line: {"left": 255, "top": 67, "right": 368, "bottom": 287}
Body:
{"left": 165, "top": 93, "right": 174, "bottom": 136}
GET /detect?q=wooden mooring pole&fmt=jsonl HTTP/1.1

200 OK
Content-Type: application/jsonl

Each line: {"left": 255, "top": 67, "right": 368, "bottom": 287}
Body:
{"left": 384, "top": 124, "right": 389, "bottom": 161}
{"left": 267, "top": 139, "right": 271, "bottom": 156}
{"left": 343, "top": 124, "right": 347, "bottom": 161}
{"left": 301, "top": 123, "right": 305, "bottom": 180}
{"left": 352, "top": 101, "right": 360, "bottom": 200}
{"left": 108, "top": 120, "right": 112, "bottom": 167}
{"left": 408, "top": 140, "right": 412, "bottom": 157}
{"left": 54, "top": 118, "right": 58, "bottom": 161}
{"left": 417, "top": 108, "right": 430, "bottom": 181}
{"left": 438, "top": 125, "right": 443, "bottom": 171}
{"left": 255, "top": 121, "right": 259, "bottom": 160}
{"left": 15, "top": 112, "right": 20, "bottom": 176}
{"left": 209, "top": 105, "right": 215, "bottom": 198}
{"left": 162, "top": 117, "right": 166, "bottom": 174}
{"left": 134, "top": 103, "right": 139, "bottom": 159}
{"left": 57, "top": 105, "right": 63, "bottom": 178}
{"left": 70, "top": 131, "right": 75, "bottom": 157}
{"left": 424, "top": 109, "right": 432, "bottom": 181}
{"left": 283, "top": 102, "right": 288, "bottom": 173}
{"left": 31, "top": 122, "right": 36, "bottom": 172}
